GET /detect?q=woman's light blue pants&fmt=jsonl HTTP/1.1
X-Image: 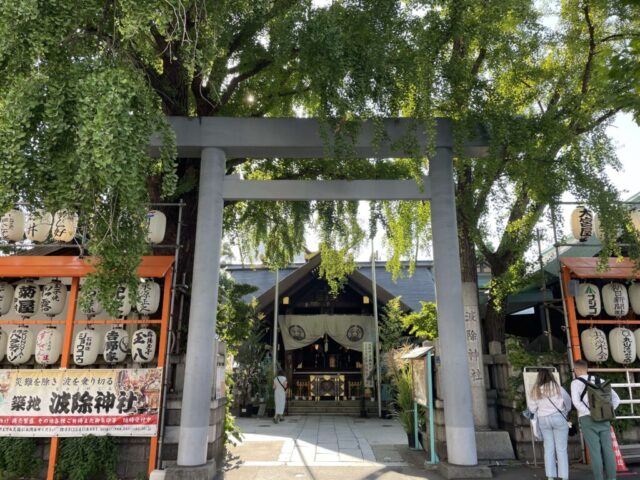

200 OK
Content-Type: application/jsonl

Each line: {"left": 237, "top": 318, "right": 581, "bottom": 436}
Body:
{"left": 538, "top": 412, "right": 569, "bottom": 479}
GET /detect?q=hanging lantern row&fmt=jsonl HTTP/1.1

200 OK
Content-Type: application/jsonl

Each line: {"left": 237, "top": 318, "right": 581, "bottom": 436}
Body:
{"left": 72, "top": 327, "right": 157, "bottom": 366}
{"left": 0, "top": 280, "right": 161, "bottom": 318}
{"left": 0, "top": 210, "right": 78, "bottom": 243}
{"left": 582, "top": 326, "right": 639, "bottom": 365}
{"left": 0, "top": 326, "right": 157, "bottom": 366}
{"left": 574, "top": 282, "right": 640, "bottom": 318}
{"left": 570, "top": 206, "right": 640, "bottom": 243}
{"left": 0, "top": 209, "right": 166, "bottom": 244}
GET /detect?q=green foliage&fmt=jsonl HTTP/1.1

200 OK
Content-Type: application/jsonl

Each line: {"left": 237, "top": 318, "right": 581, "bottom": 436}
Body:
{"left": 216, "top": 271, "right": 259, "bottom": 355}
{"left": 384, "top": 346, "right": 415, "bottom": 434}
{"left": 379, "top": 298, "right": 407, "bottom": 352}
{"left": 403, "top": 301, "right": 438, "bottom": 341}
{"left": 0, "top": 437, "right": 40, "bottom": 479}
{"left": 233, "top": 321, "right": 268, "bottom": 407}
{"left": 2, "top": 0, "right": 639, "bottom": 340}
{"left": 56, "top": 436, "right": 118, "bottom": 480}
{"left": 224, "top": 372, "right": 242, "bottom": 444}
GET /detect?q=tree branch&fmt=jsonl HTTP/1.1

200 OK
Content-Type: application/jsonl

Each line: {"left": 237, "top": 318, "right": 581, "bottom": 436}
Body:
{"left": 581, "top": 3, "right": 597, "bottom": 97}
{"left": 576, "top": 107, "right": 623, "bottom": 134}
{"left": 212, "top": 58, "right": 273, "bottom": 113}
{"left": 471, "top": 48, "right": 486, "bottom": 77}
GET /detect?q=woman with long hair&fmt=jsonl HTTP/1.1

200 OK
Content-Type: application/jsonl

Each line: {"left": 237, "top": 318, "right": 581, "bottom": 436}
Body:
{"left": 527, "top": 369, "right": 572, "bottom": 480}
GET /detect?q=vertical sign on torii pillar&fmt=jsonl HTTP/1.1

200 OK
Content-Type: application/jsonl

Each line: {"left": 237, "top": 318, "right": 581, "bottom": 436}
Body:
{"left": 151, "top": 117, "right": 489, "bottom": 476}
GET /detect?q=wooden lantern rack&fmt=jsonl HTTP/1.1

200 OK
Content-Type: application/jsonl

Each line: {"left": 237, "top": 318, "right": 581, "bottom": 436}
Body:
{"left": 0, "top": 255, "right": 174, "bottom": 480}
{"left": 561, "top": 257, "right": 640, "bottom": 420}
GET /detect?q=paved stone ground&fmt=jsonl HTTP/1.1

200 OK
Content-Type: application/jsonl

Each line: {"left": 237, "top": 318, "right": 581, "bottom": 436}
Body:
{"left": 220, "top": 415, "right": 640, "bottom": 480}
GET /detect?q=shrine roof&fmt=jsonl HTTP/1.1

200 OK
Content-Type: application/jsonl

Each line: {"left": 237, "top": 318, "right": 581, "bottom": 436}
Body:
{"left": 560, "top": 257, "right": 640, "bottom": 279}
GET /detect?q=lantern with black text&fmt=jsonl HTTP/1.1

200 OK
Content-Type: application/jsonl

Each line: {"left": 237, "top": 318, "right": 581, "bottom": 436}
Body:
{"left": 25, "top": 211, "right": 52, "bottom": 242}
{"left": 609, "top": 327, "right": 636, "bottom": 365}
{"left": 52, "top": 210, "right": 78, "bottom": 242}
{"left": 7, "top": 327, "right": 34, "bottom": 365}
{"left": 40, "top": 280, "right": 67, "bottom": 317}
{"left": 35, "top": 327, "right": 63, "bottom": 365}
{"left": 13, "top": 281, "right": 41, "bottom": 318}
{"left": 581, "top": 327, "right": 609, "bottom": 362}
{"left": 115, "top": 284, "right": 132, "bottom": 317}
{"left": 602, "top": 283, "right": 629, "bottom": 317}
{"left": 80, "top": 289, "right": 102, "bottom": 317}
{"left": 73, "top": 328, "right": 100, "bottom": 366}
{"left": 571, "top": 207, "right": 594, "bottom": 242}
{"left": 145, "top": 210, "right": 166, "bottom": 244}
{"left": 131, "top": 328, "right": 156, "bottom": 363}
{"left": 0, "top": 282, "right": 14, "bottom": 315}
{"left": 0, "top": 328, "right": 6, "bottom": 361}
{"left": 575, "top": 283, "right": 601, "bottom": 317}
{"left": 103, "top": 327, "right": 129, "bottom": 364}
{"left": 629, "top": 283, "right": 640, "bottom": 315}
{"left": 137, "top": 280, "right": 160, "bottom": 315}
{"left": 630, "top": 210, "right": 640, "bottom": 233}
{"left": 0, "top": 209, "right": 25, "bottom": 242}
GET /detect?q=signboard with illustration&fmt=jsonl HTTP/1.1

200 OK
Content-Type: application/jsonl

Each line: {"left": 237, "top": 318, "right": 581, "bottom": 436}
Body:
{"left": 0, "top": 368, "right": 162, "bottom": 437}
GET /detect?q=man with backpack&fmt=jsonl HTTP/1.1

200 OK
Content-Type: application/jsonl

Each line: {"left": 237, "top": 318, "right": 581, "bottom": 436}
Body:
{"left": 571, "top": 359, "right": 621, "bottom": 480}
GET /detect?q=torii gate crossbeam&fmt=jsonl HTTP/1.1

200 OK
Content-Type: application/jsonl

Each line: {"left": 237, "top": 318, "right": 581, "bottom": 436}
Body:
{"left": 153, "top": 117, "right": 488, "bottom": 471}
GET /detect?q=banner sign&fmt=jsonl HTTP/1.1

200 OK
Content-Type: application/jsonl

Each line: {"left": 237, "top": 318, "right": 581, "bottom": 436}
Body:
{"left": 362, "top": 341, "right": 374, "bottom": 388}
{"left": 0, "top": 368, "right": 162, "bottom": 437}
{"left": 279, "top": 315, "right": 374, "bottom": 352}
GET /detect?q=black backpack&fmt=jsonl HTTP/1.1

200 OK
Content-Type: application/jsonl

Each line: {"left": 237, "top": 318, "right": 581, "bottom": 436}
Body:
{"left": 578, "top": 376, "right": 615, "bottom": 422}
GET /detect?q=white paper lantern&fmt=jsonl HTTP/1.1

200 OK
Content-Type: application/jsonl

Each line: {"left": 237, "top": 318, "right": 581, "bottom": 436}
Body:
{"left": 610, "top": 327, "right": 636, "bottom": 365}
{"left": 131, "top": 328, "right": 157, "bottom": 363}
{"left": 13, "top": 281, "right": 41, "bottom": 318}
{"left": 581, "top": 327, "right": 609, "bottom": 363}
{"left": 634, "top": 330, "right": 640, "bottom": 361}
{"left": 6, "top": 327, "right": 34, "bottom": 365}
{"left": 116, "top": 284, "right": 132, "bottom": 317}
{"left": 40, "top": 280, "right": 67, "bottom": 317}
{"left": 575, "top": 283, "right": 601, "bottom": 318}
{"left": 103, "top": 327, "right": 129, "bottom": 364}
{"left": 602, "top": 283, "right": 629, "bottom": 317}
{"left": 145, "top": 210, "right": 166, "bottom": 244}
{"left": 73, "top": 328, "right": 101, "bottom": 366}
{"left": 630, "top": 210, "right": 640, "bottom": 232}
{"left": 0, "top": 210, "right": 25, "bottom": 242}
{"left": 35, "top": 327, "right": 63, "bottom": 365}
{"left": 571, "top": 207, "right": 594, "bottom": 242}
{"left": 630, "top": 283, "right": 640, "bottom": 315}
{"left": 0, "top": 282, "right": 14, "bottom": 315}
{"left": 0, "top": 328, "right": 7, "bottom": 361}
{"left": 25, "top": 210, "right": 52, "bottom": 242}
{"left": 80, "top": 289, "right": 103, "bottom": 317}
{"left": 137, "top": 280, "right": 161, "bottom": 315}
{"left": 52, "top": 210, "right": 78, "bottom": 242}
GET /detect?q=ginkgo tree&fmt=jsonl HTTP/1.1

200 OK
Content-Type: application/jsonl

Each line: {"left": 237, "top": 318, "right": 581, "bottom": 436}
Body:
{"left": 0, "top": 0, "right": 638, "bottom": 348}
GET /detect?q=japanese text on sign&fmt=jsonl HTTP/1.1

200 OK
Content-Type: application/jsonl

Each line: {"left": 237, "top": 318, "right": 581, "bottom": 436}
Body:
{"left": 0, "top": 368, "right": 162, "bottom": 437}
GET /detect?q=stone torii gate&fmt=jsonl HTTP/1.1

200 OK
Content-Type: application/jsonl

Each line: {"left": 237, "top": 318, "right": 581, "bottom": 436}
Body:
{"left": 151, "top": 117, "right": 489, "bottom": 477}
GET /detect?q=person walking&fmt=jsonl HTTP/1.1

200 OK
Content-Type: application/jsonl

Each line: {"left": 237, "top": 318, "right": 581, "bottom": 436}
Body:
{"left": 571, "top": 359, "right": 620, "bottom": 480}
{"left": 273, "top": 369, "right": 288, "bottom": 424}
{"left": 527, "top": 368, "right": 573, "bottom": 480}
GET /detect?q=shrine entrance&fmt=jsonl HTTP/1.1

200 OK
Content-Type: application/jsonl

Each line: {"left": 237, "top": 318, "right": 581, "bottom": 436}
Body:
{"left": 252, "top": 251, "right": 414, "bottom": 415}
{"left": 150, "top": 116, "right": 489, "bottom": 470}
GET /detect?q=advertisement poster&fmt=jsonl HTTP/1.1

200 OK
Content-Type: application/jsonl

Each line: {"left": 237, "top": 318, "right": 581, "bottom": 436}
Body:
{"left": 0, "top": 368, "right": 162, "bottom": 437}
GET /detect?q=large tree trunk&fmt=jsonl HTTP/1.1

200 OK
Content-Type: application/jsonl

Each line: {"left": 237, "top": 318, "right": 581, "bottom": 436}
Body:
{"left": 483, "top": 261, "right": 509, "bottom": 351}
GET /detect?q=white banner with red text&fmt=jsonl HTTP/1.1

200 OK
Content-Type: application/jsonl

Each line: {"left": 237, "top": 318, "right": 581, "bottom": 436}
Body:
{"left": 0, "top": 368, "right": 162, "bottom": 437}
